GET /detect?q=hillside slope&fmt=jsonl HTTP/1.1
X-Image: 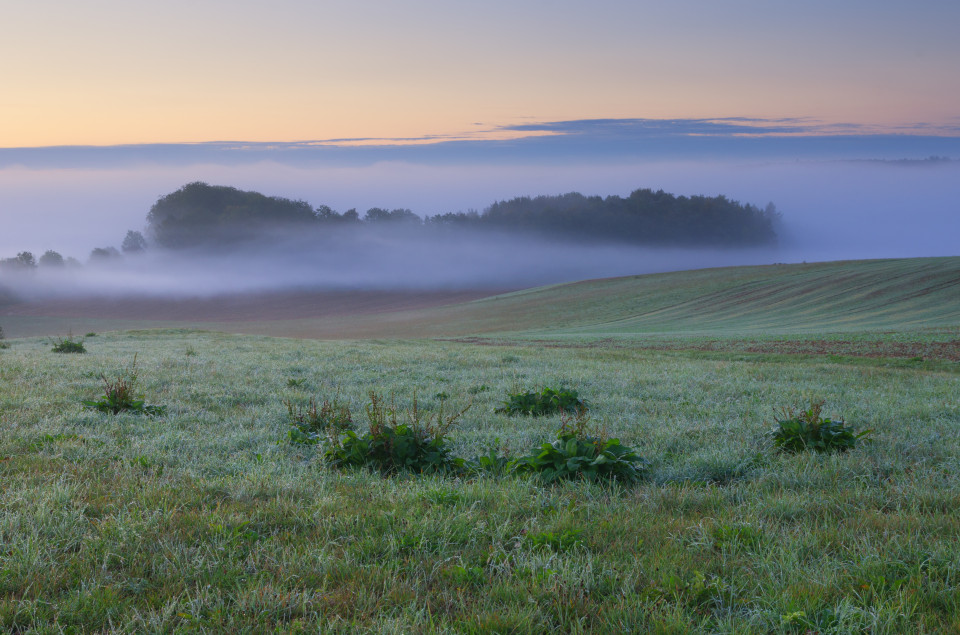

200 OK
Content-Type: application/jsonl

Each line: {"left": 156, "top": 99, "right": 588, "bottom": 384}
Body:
{"left": 272, "top": 256, "right": 960, "bottom": 339}
{"left": 1, "top": 257, "right": 957, "bottom": 339}
{"left": 536, "top": 256, "right": 960, "bottom": 336}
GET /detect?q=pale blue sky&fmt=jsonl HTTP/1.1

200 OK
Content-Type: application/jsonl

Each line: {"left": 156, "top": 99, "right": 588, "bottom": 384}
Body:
{"left": 2, "top": 0, "right": 958, "bottom": 147}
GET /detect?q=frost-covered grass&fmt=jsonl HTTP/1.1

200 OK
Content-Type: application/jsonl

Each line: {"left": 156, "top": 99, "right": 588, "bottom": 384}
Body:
{"left": 1, "top": 329, "right": 960, "bottom": 632}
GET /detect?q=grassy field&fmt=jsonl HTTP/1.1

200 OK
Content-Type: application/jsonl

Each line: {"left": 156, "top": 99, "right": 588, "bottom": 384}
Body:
{"left": 1, "top": 257, "right": 960, "bottom": 632}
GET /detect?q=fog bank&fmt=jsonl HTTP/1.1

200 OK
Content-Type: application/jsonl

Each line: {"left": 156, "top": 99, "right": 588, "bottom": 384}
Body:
{"left": 1, "top": 158, "right": 958, "bottom": 299}
{"left": 1, "top": 225, "right": 791, "bottom": 300}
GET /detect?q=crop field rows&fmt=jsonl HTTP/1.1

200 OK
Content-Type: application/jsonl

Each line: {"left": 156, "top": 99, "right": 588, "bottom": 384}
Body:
{"left": 3, "top": 257, "right": 959, "bottom": 342}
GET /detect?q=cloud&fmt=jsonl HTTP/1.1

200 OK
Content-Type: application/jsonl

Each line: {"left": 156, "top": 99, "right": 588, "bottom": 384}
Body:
{"left": 2, "top": 118, "right": 960, "bottom": 171}
{"left": 500, "top": 117, "right": 811, "bottom": 136}
{"left": 500, "top": 117, "right": 960, "bottom": 138}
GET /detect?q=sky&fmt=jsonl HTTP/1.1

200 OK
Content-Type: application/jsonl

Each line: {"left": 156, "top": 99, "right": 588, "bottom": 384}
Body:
{"left": 3, "top": 0, "right": 960, "bottom": 147}
{"left": 1, "top": 1, "right": 958, "bottom": 290}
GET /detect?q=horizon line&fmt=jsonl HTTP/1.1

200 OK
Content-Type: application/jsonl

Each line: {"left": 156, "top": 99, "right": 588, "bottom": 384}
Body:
{"left": 4, "top": 116, "right": 960, "bottom": 151}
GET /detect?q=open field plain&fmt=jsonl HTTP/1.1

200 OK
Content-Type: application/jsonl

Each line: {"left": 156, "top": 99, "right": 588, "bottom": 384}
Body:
{"left": 1, "top": 257, "right": 959, "bottom": 632}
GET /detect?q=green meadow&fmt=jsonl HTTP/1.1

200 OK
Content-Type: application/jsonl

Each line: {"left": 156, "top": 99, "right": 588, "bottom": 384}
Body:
{"left": 1, "top": 257, "right": 959, "bottom": 632}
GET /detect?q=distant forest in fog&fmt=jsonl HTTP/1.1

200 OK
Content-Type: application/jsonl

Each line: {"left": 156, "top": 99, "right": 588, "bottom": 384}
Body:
{"left": 146, "top": 182, "right": 779, "bottom": 250}
{"left": 1, "top": 181, "right": 779, "bottom": 273}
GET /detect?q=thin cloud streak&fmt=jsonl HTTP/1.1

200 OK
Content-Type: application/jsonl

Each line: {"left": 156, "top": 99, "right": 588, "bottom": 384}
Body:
{"left": 2, "top": 118, "right": 960, "bottom": 171}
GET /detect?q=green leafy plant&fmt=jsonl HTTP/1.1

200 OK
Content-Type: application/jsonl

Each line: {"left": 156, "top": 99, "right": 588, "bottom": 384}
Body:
{"left": 322, "top": 391, "right": 470, "bottom": 474}
{"left": 0, "top": 325, "right": 7, "bottom": 349}
{"left": 509, "top": 410, "right": 648, "bottom": 483}
{"left": 462, "top": 444, "right": 512, "bottom": 474}
{"left": 52, "top": 334, "right": 86, "bottom": 354}
{"left": 82, "top": 355, "right": 166, "bottom": 416}
{"left": 286, "top": 394, "right": 353, "bottom": 445}
{"left": 496, "top": 387, "right": 588, "bottom": 416}
{"left": 771, "top": 399, "right": 871, "bottom": 453}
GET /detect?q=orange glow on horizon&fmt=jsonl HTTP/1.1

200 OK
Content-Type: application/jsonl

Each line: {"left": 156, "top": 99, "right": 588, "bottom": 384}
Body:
{"left": 2, "top": 2, "right": 958, "bottom": 149}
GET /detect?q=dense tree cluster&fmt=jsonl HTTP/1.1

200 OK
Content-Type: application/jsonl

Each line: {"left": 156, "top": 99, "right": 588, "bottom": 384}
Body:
{"left": 144, "top": 182, "right": 779, "bottom": 249}
{"left": 435, "top": 190, "right": 778, "bottom": 246}
{"left": 146, "top": 182, "right": 317, "bottom": 248}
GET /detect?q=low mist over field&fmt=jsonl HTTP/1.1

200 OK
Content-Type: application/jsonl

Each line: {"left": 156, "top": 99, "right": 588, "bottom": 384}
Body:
{"left": 0, "top": 230, "right": 788, "bottom": 299}
{"left": 2, "top": 125, "right": 959, "bottom": 299}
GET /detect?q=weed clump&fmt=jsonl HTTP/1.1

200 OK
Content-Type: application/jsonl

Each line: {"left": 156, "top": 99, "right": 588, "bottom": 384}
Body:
{"left": 509, "top": 410, "right": 648, "bottom": 483}
{"left": 52, "top": 334, "right": 86, "bottom": 354}
{"left": 296, "top": 392, "right": 471, "bottom": 475}
{"left": 82, "top": 355, "right": 166, "bottom": 416}
{"left": 286, "top": 396, "right": 353, "bottom": 445}
{"left": 771, "top": 400, "right": 871, "bottom": 453}
{"left": 496, "top": 387, "right": 588, "bottom": 416}
{"left": 0, "top": 325, "right": 7, "bottom": 349}
{"left": 284, "top": 385, "right": 653, "bottom": 483}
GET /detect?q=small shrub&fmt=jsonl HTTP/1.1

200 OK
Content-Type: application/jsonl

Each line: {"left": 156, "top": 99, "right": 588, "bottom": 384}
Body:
{"left": 771, "top": 400, "right": 871, "bottom": 453}
{"left": 52, "top": 334, "right": 86, "bottom": 354}
{"left": 496, "top": 387, "right": 588, "bottom": 416}
{"left": 509, "top": 410, "right": 648, "bottom": 483}
{"left": 286, "top": 395, "right": 353, "bottom": 445}
{"left": 82, "top": 355, "right": 166, "bottom": 416}
{"left": 0, "top": 325, "right": 7, "bottom": 349}
{"left": 322, "top": 392, "right": 470, "bottom": 474}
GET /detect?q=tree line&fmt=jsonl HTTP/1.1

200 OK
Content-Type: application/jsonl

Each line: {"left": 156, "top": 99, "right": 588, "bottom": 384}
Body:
{"left": 0, "top": 231, "right": 147, "bottom": 275}
{"left": 1, "top": 181, "right": 781, "bottom": 270}
{"left": 144, "top": 182, "right": 779, "bottom": 249}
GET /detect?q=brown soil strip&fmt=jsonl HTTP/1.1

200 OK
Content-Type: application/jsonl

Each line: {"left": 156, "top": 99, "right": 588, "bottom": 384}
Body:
{"left": 444, "top": 337, "right": 960, "bottom": 361}
{"left": 0, "top": 289, "right": 507, "bottom": 323}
